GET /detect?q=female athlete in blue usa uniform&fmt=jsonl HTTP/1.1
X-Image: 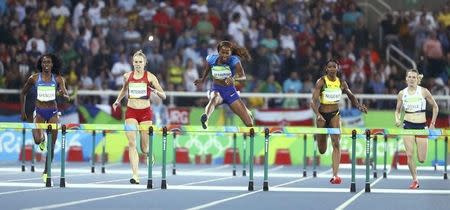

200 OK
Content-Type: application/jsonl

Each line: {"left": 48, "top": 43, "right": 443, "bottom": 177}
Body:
{"left": 20, "top": 54, "right": 70, "bottom": 183}
{"left": 194, "top": 41, "right": 253, "bottom": 129}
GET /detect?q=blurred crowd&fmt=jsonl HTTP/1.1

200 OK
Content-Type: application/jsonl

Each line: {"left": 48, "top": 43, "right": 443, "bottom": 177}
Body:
{"left": 0, "top": 0, "right": 448, "bottom": 109}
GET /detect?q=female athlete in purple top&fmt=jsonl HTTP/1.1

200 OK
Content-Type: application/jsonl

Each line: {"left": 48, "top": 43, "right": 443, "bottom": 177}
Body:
{"left": 20, "top": 54, "right": 69, "bottom": 183}
{"left": 194, "top": 41, "right": 253, "bottom": 129}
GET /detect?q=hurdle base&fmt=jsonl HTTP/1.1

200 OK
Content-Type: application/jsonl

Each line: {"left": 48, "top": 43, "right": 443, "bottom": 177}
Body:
{"left": 21, "top": 165, "right": 25, "bottom": 172}
{"left": 313, "top": 171, "right": 317, "bottom": 177}
{"left": 31, "top": 166, "right": 35, "bottom": 172}
{"left": 161, "top": 180, "right": 167, "bottom": 189}
{"left": 350, "top": 183, "right": 356, "bottom": 192}
{"left": 172, "top": 168, "right": 176, "bottom": 175}
{"left": 233, "top": 170, "right": 236, "bottom": 176}
{"left": 242, "top": 170, "right": 246, "bottom": 176}
{"left": 365, "top": 183, "right": 371, "bottom": 192}
{"left": 101, "top": 167, "right": 105, "bottom": 174}
{"left": 248, "top": 181, "right": 254, "bottom": 191}
{"left": 91, "top": 167, "right": 95, "bottom": 173}
{"left": 147, "top": 180, "right": 153, "bottom": 189}
{"left": 303, "top": 171, "right": 307, "bottom": 177}
{"left": 444, "top": 173, "right": 448, "bottom": 180}
{"left": 383, "top": 172, "right": 387, "bottom": 178}
{"left": 263, "top": 181, "right": 269, "bottom": 191}
{"left": 46, "top": 178, "right": 52, "bottom": 187}
{"left": 60, "top": 178, "right": 65, "bottom": 188}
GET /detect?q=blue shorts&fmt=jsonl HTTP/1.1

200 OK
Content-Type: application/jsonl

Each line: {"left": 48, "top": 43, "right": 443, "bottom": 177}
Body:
{"left": 35, "top": 107, "right": 58, "bottom": 121}
{"left": 210, "top": 84, "right": 240, "bottom": 105}
{"left": 403, "top": 120, "right": 426, "bottom": 129}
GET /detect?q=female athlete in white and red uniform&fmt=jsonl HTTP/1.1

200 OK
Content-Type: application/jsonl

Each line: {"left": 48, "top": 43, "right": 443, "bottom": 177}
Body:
{"left": 113, "top": 50, "right": 166, "bottom": 184}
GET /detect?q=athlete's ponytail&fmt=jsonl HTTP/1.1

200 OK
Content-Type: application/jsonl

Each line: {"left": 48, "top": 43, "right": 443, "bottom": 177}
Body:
{"left": 217, "top": 41, "right": 252, "bottom": 61}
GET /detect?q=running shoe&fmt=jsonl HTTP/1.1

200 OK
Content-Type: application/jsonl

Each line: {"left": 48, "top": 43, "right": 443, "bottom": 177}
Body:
{"left": 330, "top": 176, "right": 342, "bottom": 184}
{"left": 42, "top": 173, "right": 47, "bottom": 183}
{"left": 409, "top": 180, "right": 419, "bottom": 189}
{"left": 200, "top": 114, "right": 208, "bottom": 129}
{"left": 130, "top": 175, "right": 140, "bottom": 184}
{"left": 39, "top": 139, "right": 46, "bottom": 151}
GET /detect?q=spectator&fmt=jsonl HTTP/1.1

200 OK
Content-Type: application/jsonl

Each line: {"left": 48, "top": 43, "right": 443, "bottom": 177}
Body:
{"left": 183, "top": 59, "right": 199, "bottom": 92}
{"left": 111, "top": 53, "right": 132, "bottom": 89}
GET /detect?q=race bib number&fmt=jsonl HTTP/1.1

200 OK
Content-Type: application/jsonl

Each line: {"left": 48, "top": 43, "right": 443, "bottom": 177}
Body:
{"left": 403, "top": 97, "right": 423, "bottom": 112}
{"left": 211, "top": 65, "right": 232, "bottom": 80}
{"left": 129, "top": 82, "right": 147, "bottom": 99}
{"left": 323, "top": 88, "right": 342, "bottom": 102}
{"left": 37, "top": 86, "right": 56, "bottom": 101}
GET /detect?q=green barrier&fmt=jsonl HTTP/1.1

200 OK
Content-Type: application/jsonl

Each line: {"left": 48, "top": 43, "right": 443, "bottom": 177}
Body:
{"left": 147, "top": 126, "right": 154, "bottom": 189}
{"left": 242, "top": 133, "right": 247, "bottom": 176}
{"left": 21, "top": 128, "right": 25, "bottom": 172}
{"left": 60, "top": 125, "right": 67, "bottom": 187}
{"left": 161, "top": 127, "right": 168, "bottom": 189}
{"left": 45, "top": 125, "right": 53, "bottom": 187}
{"left": 248, "top": 128, "right": 255, "bottom": 191}
{"left": 91, "top": 130, "right": 96, "bottom": 173}
{"left": 365, "top": 130, "right": 371, "bottom": 192}
{"left": 350, "top": 130, "right": 357, "bottom": 192}
{"left": 263, "top": 128, "right": 270, "bottom": 191}
{"left": 232, "top": 133, "right": 237, "bottom": 176}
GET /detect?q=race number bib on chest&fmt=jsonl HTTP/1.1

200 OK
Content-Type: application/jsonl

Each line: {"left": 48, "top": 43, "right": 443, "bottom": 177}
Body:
{"left": 37, "top": 86, "right": 56, "bottom": 101}
{"left": 129, "top": 82, "right": 148, "bottom": 99}
{"left": 323, "top": 88, "right": 342, "bottom": 102}
{"left": 211, "top": 65, "right": 232, "bottom": 80}
{"left": 403, "top": 97, "right": 423, "bottom": 112}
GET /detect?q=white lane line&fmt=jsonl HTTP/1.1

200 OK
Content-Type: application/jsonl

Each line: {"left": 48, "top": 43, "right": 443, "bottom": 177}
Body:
{"left": 339, "top": 164, "right": 450, "bottom": 171}
{"left": 0, "top": 172, "right": 27, "bottom": 176}
{"left": 0, "top": 188, "right": 50, "bottom": 196}
{"left": 20, "top": 170, "right": 238, "bottom": 210}
{"left": 180, "top": 177, "right": 234, "bottom": 186}
{"left": 371, "top": 189, "right": 450, "bottom": 194}
{"left": 186, "top": 169, "right": 332, "bottom": 210}
{"left": 22, "top": 189, "right": 154, "bottom": 210}
{"left": 183, "top": 165, "right": 231, "bottom": 173}
{"left": 6, "top": 173, "right": 93, "bottom": 182}
{"left": 335, "top": 168, "right": 391, "bottom": 210}
{"left": 1, "top": 182, "right": 448, "bottom": 194}
{"left": 269, "top": 165, "right": 284, "bottom": 172}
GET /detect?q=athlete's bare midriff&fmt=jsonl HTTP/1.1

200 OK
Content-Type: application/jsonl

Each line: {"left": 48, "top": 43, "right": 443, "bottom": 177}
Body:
{"left": 319, "top": 103, "right": 339, "bottom": 113}
{"left": 213, "top": 78, "right": 232, "bottom": 87}
{"left": 404, "top": 112, "right": 426, "bottom": 123}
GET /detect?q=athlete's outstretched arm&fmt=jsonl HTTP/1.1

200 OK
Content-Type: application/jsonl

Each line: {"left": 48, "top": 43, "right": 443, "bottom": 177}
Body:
{"left": 394, "top": 91, "right": 403, "bottom": 127}
{"left": 20, "top": 75, "right": 36, "bottom": 120}
{"left": 233, "top": 62, "right": 246, "bottom": 80}
{"left": 149, "top": 73, "right": 166, "bottom": 100}
{"left": 310, "top": 78, "right": 325, "bottom": 121}
{"left": 194, "top": 60, "right": 211, "bottom": 87}
{"left": 342, "top": 81, "right": 367, "bottom": 113}
{"left": 225, "top": 62, "right": 246, "bottom": 85}
{"left": 56, "top": 76, "right": 70, "bottom": 101}
{"left": 423, "top": 88, "right": 439, "bottom": 128}
{"left": 113, "top": 73, "right": 129, "bottom": 111}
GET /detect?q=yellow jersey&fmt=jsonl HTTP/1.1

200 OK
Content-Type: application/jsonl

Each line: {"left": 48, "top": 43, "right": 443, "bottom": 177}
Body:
{"left": 320, "top": 76, "right": 342, "bottom": 104}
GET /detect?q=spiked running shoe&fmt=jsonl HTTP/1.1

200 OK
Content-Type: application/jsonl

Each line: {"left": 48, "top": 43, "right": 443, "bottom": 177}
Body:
{"left": 409, "top": 180, "right": 419, "bottom": 189}
{"left": 330, "top": 176, "right": 342, "bottom": 184}
{"left": 39, "top": 139, "right": 46, "bottom": 151}
{"left": 130, "top": 175, "right": 140, "bottom": 184}
{"left": 42, "top": 173, "right": 47, "bottom": 183}
{"left": 200, "top": 114, "right": 208, "bottom": 129}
